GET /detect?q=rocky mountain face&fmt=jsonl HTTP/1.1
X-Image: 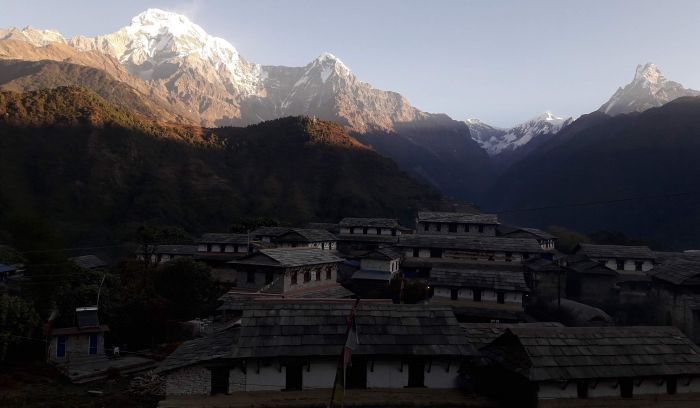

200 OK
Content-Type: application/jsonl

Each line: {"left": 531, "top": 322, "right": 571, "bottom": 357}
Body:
{"left": 468, "top": 112, "right": 572, "bottom": 156}
{"left": 599, "top": 63, "right": 700, "bottom": 116}
{"left": 0, "top": 8, "right": 489, "bottom": 199}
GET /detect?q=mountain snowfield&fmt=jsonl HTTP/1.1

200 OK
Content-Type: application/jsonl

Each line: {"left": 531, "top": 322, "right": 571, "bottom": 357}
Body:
{"left": 467, "top": 112, "right": 573, "bottom": 156}
{"left": 598, "top": 63, "right": 700, "bottom": 116}
{"left": 0, "top": 8, "right": 428, "bottom": 131}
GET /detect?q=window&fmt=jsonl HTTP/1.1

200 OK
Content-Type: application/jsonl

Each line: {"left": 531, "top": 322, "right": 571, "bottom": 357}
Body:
{"left": 376, "top": 228, "right": 381, "bottom": 235}
{"left": 304, "top": 271, "right": 311, "bottom": 283}
{"left": 57, "top": 336, "right": 66, "bottom": 357}
{"left": 667, "top": 377, "right": 677, "bottom": 395}
{"left": 478, "top": 225, "right": 484, "bottom": 233}
{"left": 363, "top": 227, "right": 368, "bottom": 234}
{"left": 448, "top": 223, "right": 457, "bottom": 233}
{"left": 326, "top": 267, "right": 332, "bottom": 280}
{"left": 315, "top": 270, "right": 321, "bottom": 281}
{"left": 423, "top": 223, "right": 429, "bottom": 232}
{"left": 392, "top": 229, "right": 397, "bottom": 236}
{"left": 247, "top": 271, "right": 255, "bottom": 283}
{"left": 412, "top": 248, "right": 419, "bottom": 258}
{"left": 291, "top": 272, "right": 297, "bottom": 285}
{"left": 429, "top": 248, "right": 443, "bottom": 258}
{"left": 617, "top": 260, "right": 625, "bottom": 270}
{"left": 505, "top": 252, "right": 513, "bottom": 262}
{"left": 577, "top": 381, "right": 588, "bottom": 398}
{"left": 450, "top": 289, "right": 458, "bottom": 300}
{"left": 436, "top": 224, "right": 442, "bottom": 232}
{"left": 497, "top": 292, "right": 505, "bottom": 304}
{"left": 635, "top": 261, "right": 643, "bottom": 271}
{"left": 473, "top": 289, "right": 482, "bottom": 302}
{"left": 350, "top": 227, "right": 356, "bottom": 234}
{"left": 88, "top": 334, "right": 98, "bottom": 355}
{"left": 620, "top": 378, "right": 633, "bottom": 398}
{"left": 265, "top": 272, "right": 274, "bottom": 284}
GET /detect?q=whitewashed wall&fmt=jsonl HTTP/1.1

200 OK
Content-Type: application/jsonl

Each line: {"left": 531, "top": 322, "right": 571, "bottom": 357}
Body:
{"left": 424, "top": 360, "right": 459, "bottom": 388}
{"left": 367, "top": 360, "right": 408, "bottom": 388}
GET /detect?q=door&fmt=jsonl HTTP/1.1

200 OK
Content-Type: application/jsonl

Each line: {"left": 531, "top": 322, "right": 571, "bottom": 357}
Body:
{"left": 346, "top": 359, "right": 367, "bottom": 389}
{"left": 88, "top": 334, "right": 98, "bottom": 355}
{"left": 210, "top": 367, "right": 229, "bottom": 395}
{"left": 407, "top": 361, "right": 425, "bottom": 387}
{"left": 285, "top": 362, "right": 303, "bottom": 390}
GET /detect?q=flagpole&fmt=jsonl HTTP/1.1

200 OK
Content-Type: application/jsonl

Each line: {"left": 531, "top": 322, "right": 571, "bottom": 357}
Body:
{"left": 329, "top": 297, "right": 360, "bottom": 408}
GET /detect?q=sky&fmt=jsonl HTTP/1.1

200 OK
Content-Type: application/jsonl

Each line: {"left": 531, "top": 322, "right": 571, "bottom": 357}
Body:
{"left": 2, "top": 0, "right": 700, "bottom": 127}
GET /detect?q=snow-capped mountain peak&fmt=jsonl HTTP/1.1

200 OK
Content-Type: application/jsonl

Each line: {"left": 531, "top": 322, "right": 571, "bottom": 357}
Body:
{"left": 599, "top": 62, "right": 700, "bottom": 116}
{"left": 0, "top": 26, "right": 66, "bottom": 46}
{"left": 467, "top": 112, "right": 572, "bottom": 156}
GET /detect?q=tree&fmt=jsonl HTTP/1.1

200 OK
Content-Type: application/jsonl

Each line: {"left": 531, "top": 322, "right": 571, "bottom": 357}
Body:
{"left": 0, "top": 292, "right": 41, "bottom": 361}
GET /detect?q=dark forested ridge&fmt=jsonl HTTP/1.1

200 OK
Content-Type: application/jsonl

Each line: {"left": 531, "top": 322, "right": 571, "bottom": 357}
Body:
{"left": 0, "top": 87, "right": 441, "bottom": 245}
{"left": 484, "top": 97, "right": 700, "bottom": 249}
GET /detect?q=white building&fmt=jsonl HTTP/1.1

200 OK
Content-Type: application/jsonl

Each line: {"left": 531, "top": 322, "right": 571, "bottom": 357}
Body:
{"left": 416, "top": 212, "right": 498, "bottom": 237}
{"left": 575, "top": 243, "right": 656, "bottom": 272}
{"left": 156, "top": 302, "right": 476, "bottom": 396}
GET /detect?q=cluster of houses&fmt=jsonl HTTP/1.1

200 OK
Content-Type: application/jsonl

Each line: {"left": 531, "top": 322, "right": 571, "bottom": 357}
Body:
{"left": 33, "top": 210, "right": 700, "bottom": 404}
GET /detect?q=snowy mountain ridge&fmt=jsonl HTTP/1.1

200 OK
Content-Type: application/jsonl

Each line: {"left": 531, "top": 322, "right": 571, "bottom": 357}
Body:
{"left": 467, "top": 112, "right": 572, "bottom": 156}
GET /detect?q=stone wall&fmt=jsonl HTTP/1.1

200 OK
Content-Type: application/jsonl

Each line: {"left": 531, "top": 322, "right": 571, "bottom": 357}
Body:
{"left": 165, "top": 365, "right": 210, "bottom": 396}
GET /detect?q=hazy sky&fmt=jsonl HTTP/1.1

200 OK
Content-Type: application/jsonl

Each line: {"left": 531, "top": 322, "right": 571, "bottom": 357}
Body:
{"left": 2, "top": 0, "right": 700, "bottom": 127}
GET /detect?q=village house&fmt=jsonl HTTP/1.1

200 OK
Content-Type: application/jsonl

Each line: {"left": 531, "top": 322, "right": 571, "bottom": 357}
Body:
{"left": 574, "top": 243, "right": 656, "bottom": 272}
{"left": 336, "top": 218, "right": 406, "bottom": 252}
{"left": 47, "top": 307, "right": 108, "bottom": 364}
{"left": 497, "top": 226, "right": 557, "bottom": 251}
{"left": 194, "top": 233, "right": 255, "bottom": 278}
{"left": 460, "top": 322, "right": 563, "bottom": 350}
{"left": 564, "top": 254, "right": 620, "bottom": 308}
{"left": 250, "top": 226, "right": 292, "bottom": 244}
{"left": 481, "top": 326, "right": 700, "bottom": 403}
{"left": 348, "top": 247, "right": 402, "bottom": 298}
{"left": 136, "top": 244, "right": 197, "bottom": 265}
{"left": 156, "top": 302, "right": 476, "bottom": 396}
{"left": 397, "top": 235, "right": 544, "bottom": 278}
{"left": 523, "top": 258, "right": 566, "bottom": 302}
{"left": 416, "top": 212, "right": 498, "bottom": 237}
{"left": 650, "top": 252, "right": 700, "bottom": 343}
{"left": 224, "top": 247, "right": 344, "bottom": 293}
{"left": 272, "top": 228, "right": 337, "bottom": 250}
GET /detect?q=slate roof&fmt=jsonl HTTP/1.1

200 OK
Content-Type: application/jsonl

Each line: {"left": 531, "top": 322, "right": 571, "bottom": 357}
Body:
{"left": 155, "top": 324, "right": 241, "bottom": 373}
{"left": 362, "top": 247, "right": 402, "bottom": 261}
{"left": 498, "top": 226, "right": 556, "bottom": 240}
{"left": 276, "top": 229, "right": 337, "bottom": 243}
{"left": 485, "top": 326, "right": 700, "bottom": 381}
{"left": 234, "top": 303, "right": 476, "bottom": 359}
{"left": 336, "top": 234, "right": 399, "bottom": 243}
{"left": 397, "top": 235, "right": 544, "bottom": 253}
{"left": 338, "top": 218, "right": 401, "bottom": 228}
{"left": 524, "top": 258, "right": 562, "bottom": 272}
{"left": 287, "top": 284, "right": 356, "bottom": 299}
{"left": 250, "top": 226, "right": 291, "bottom": 238}
{"left": 551, "top": 298, "right": 613, "bottom": 324}
{"left": 461, "top": 322, "right": 563, "bottom": 349}
{"left": 352, "top": 270, "right": 393, "bottom": 281}
{"left": 430, "top": 268, "right": 529, "bottom": 292}
{"left": 69, "top": 255, "right": 107, "bottom": 270}
{"left": 576, "top": 243, "right": 656, "bottom": 260}
{"left": 152, "top": 245, "right": 197, "bottom": 255}
{"left": 198, "top": 233, "right": 250, "bottom": 245}
{"left": 565, "top": 254, "right": 617, "bottom": 276}
{"left": 229, "top": 248, "right": 344, "bottom": 268}
{"left": 652, "top": 254, "right": 700, "bottom": 286}
{"left": 417, "top": 212, "right": 499, "bottom": 225}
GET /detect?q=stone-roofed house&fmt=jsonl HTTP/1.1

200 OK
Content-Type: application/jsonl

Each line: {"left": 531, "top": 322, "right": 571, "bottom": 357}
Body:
{"left": 48, "top": 307, "right": 109, "bottom": 365}
{"left": 575, "top": 243, "right": 656, "bottom": 272}
{"left": 348, "top": 247, "right": 403, "bottom": 298}
{"left": 498, "top": 226, "right": 557, "bottom": 251}
{"left": 523, "top": 258, "right": 566, "bottom": 302}
{"left": 250, "top": 226, "right": 291, "bottom": 243}
{"left": 398, "top": 235, "right": 544, "bottom": 279}
{"left": 429, "top": 266, "right": 529, "bottom": 321}
{"left": 194, "top": 233, "right": 253, "bottom": 276}
{"left": 650, "top": 252, "right": 700, "bottom": 342}
{"left": 481, "top": 326, "right": 700, "bottom": 402}
{"left": 564, "top": 254, "right": 620, "bottom": 307}
{"left": 157, "top": 302, "right": 476, "bottom": 396}
{"left": 460, "top": 322, "right": 563, "bottom": 350}
{"left": 272, "top": 228, "right": 337, "bottom": 251}
{"left": 137, "top": 244, "right": 197, "bottom": 265}
{"left": 416, "top": 212, "right": 498, "bottom": 237}
{"left": 225, "top": 247, "right": 344, "bottom": 293}
{"left": 336, "top": 218, "right": 406, "bottom": 252}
